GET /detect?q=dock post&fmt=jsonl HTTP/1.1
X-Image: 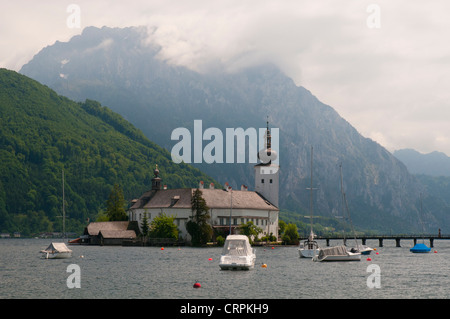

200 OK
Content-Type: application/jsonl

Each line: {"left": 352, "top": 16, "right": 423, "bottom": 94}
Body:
{"left": 429, "top": 238, "right": 434, "bottom": 248}
{"left": 362, "top": 238, "right": 366, "bottom": 245}
{"left": 326, "top": 239, "right": 330, "bottom": 247}
{"left": 413, "top": 238, "right": 417, "bottom": 246}
{"left": 378, "top": 238, "right": 383, "bottom": 247}
{"left": 395, "top": 238, "right": 401, "bottom": 247}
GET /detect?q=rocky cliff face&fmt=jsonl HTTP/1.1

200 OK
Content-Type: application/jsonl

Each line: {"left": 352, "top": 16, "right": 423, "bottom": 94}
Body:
{"left": 20, "top": 26, "right": 448, "bottom": 232}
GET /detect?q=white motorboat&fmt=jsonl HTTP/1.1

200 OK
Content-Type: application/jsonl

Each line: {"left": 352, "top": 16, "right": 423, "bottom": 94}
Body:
{"left": 219, "top": 235, "right": 256, "bottom": 270}
{"left": 40, "top": 242, "right": 73, "bottom": 259}
{"left": 312, "top": 245, "right": 361, "bottom": 262}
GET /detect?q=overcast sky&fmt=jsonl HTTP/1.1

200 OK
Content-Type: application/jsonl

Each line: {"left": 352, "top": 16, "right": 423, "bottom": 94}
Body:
{"left": 2, "top": 1, "right": 450, "bottom": 156}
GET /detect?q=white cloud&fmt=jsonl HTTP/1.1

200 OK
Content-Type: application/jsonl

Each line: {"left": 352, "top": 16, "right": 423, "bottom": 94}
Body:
{"left": 2, "top": 0, "right": 450, "bottom": 155}
{"left": 83, "top": 38, "right": 114, "bottom": 54}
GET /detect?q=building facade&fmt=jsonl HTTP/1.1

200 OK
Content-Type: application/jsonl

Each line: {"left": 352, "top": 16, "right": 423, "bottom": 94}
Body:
{"left": 128, "top": 121, "right": 280, "bottom": 243}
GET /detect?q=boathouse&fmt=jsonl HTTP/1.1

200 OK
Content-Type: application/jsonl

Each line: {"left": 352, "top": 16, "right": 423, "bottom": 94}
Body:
{"left": 83, "top": 221, "right": 139, "bottom": 245}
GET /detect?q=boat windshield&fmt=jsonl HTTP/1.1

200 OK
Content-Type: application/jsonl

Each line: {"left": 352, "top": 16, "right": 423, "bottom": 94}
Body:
{"left": 222, "top": 240, "right": 250, "bottom": 256}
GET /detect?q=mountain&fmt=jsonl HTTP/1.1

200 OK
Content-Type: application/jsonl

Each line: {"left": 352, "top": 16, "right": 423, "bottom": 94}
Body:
{"left": 0, "top": 68, "right": 217, "bottom": 235}
{"left": 394, "top": 148, "right": 450, "bottom": 209}
{"left": 393, "top": 149, "right": 450, "bottom": 177}
{"left": 20, "top": 26, "right": 450, "bottom": 233}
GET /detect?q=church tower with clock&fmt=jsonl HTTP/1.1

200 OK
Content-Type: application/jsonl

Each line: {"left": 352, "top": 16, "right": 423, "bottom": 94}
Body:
{"left": 254, "top": 120, "right": 279, "bottom": 208}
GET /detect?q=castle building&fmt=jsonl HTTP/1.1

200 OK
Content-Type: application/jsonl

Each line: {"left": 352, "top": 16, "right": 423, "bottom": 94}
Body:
{"left": 128, "top": 122, "right": 280, "bottom": 243}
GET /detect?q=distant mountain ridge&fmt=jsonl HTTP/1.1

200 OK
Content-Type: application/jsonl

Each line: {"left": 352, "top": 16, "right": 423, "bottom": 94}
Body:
{"left": 19, "top": 26, "right": 450, "bottom": 233}
{"left": 394, "top": 149, "right": 450, "bottom": 177}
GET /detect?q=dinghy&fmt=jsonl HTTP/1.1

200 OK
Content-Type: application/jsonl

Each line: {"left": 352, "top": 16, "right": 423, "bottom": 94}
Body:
{"left": 410, "top": 243, "right": 431, "bottom": 253}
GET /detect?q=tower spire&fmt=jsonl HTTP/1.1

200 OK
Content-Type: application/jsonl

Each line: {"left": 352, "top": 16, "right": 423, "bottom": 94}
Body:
{"left": 258, "top": 116, "right": 276, "bottom": 164}
{"left": 266, "top": 116, "right": 271, "bottom": 151}
{"left": 151, "top": 164, "right": 162, "bottom": 190}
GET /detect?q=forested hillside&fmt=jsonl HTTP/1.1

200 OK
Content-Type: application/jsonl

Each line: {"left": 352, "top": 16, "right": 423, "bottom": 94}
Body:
{"left": 0, "top": 69, "right": 217, "bottom": 235}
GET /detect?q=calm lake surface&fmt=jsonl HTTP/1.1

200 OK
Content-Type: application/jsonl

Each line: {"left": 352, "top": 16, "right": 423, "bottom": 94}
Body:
{"left": 1, "top": 238, "right": 449, "bottom": 299}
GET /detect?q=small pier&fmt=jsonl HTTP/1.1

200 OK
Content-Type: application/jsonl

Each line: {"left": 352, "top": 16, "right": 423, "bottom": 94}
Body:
{"left": 311, "top": 234, "right": 450, "bottom": 248}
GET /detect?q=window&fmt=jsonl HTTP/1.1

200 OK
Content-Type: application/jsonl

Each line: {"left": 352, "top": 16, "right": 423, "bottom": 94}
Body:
{"left": 261, "top": 179, "right": 264, "bottom": 183}
{"left": 269, "top": 179, "right": 273, "bottom": 183}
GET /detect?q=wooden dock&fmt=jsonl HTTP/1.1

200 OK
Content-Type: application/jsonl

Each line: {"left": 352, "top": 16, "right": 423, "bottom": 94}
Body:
{"left": 308, "top": 234, "right": 450, "bottom": 248}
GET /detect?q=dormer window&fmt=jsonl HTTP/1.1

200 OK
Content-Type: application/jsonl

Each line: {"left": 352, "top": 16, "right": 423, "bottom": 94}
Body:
{"left": 170, "top": 195, "right": 180, "bottom": 207}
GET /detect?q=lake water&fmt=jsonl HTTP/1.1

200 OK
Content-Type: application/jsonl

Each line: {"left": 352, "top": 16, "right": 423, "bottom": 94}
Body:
{"left": 1, "top": 238, "right": 449, "bottom": 300}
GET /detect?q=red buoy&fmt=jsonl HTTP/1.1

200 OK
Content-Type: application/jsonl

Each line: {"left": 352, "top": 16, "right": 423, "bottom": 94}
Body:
{"left": 161, "top": 247, "right": 164, "bottom": 250}
{"left": 366, "top": 257, "right": 372, "bottom": 261}
{"left": 193, "top": 282, "right": 201, "bottom": 288}
{"left": 208, "top": 258, "right": 213, "bottom": 261}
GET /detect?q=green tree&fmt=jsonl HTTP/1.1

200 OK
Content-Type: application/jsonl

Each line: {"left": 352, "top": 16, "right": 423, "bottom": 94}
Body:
{"left": 141, "top": 211, "right": 150, "bottom": 238}
{"left": 278, "top": 220, "right": 287, "bottom": 237}
{"left": 282, "top": 222, "right": 299, "bottom": 245}
{"left": 239, "top": 221, "right": 262, "bottom": 244}
{"left": 216, "top": 235, "right": 225, "bottom": 247}
{"left": 149, "top": 213, "right": 178, "bottom": 239}
{"left": 105, "top": 184, "right": 128, "bottom": 221}
{"left": 186, "top": 188, "right": 212, "bottom": 246}
{"left": 96, "top": 210, "right": 109, "bottom": 222}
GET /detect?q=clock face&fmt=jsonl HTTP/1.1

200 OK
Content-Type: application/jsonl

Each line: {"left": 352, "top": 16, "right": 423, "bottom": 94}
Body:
{"left": 258, "top": 148, "right": 278, "bottom": 164}
{"left": 260, "top": 165, "right": 279, "bottom": 175}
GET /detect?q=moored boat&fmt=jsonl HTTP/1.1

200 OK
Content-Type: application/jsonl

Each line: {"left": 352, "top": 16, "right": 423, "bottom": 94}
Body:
{"left": 219, "top": 235, "right": 256, "bottom": 270}
{"left": 298, "top": 231, "right": 319, "bottom": 258}
{"left": 40, "top": 242, "right": 73, "bottom": 259}
{"left": 350, "top": 245, "right": 373, "bottom": 255}
{"left": 410, "top": 195, "right": 431, "bottom": 254}
{"left": 313, "top": 245, "right": 361, "bottom": 262}
{"left": 410, "top": 243, "right": 431, "bottom": 253}
{"left": 298, "top": 147, "right": 320, "bottom": 258}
